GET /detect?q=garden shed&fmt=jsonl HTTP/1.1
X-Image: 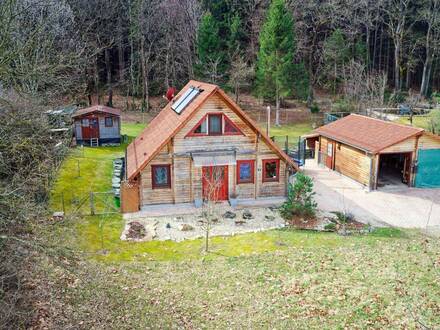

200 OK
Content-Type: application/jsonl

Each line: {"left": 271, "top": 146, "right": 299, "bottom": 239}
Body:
{"left": 305, "top": 114, "right": 440, "bottom": 190}
{"left": 72, "top": 105, "right": 121, "bottom": 146}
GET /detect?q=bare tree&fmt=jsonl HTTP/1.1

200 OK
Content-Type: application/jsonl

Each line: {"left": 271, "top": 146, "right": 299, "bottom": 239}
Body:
{"left": 383, "top": 0, "right": 414, "bottom": 92}
{"left": 228, "top": 56, "right": 254, "bottom": 103}
{"left": 419, "top": 0, "right": 440, "bottom": 96}
{"left": 199, "top": 167, "right": 224, "bottom": 253}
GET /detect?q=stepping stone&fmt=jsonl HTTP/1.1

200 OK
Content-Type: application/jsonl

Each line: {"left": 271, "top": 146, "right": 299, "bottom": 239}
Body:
{"left": 223, "top": 211, "right": 237, "bottom": 219}
{"left": 178, "top": 224, "right": 194, "bottom": 231}
{"left": 242, "top": 209, "right": 254, "bottom": 220}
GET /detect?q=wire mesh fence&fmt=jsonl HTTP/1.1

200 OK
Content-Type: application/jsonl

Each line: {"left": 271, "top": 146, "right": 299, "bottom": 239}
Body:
{"left": 51, "top": 191, "right": 119, "bottom": 218}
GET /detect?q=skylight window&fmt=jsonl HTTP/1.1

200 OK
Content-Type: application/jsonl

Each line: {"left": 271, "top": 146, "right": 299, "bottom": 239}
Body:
{"left": 171, "top": 86, "right": 201, "bottom": 114}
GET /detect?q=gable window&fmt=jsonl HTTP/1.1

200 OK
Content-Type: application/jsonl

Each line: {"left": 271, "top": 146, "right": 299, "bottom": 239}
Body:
{"left": 262, "top": 159, "right": 280, "bottom": 182}
{"left": 237, "top": 160, "right": 255, "bottom": 184}
{"left": 193, "top": 119, "right": 207, "bottom": 134}
{"left": 105, "top": 117, "right": 113, "bottom": 127}
{"left": 81, "top": 118, "right": 89, "bottom": 127}
{"left": 151, "top": 164, "right": 171, "bottom": 189}
{"left": 208, "top": 114, "right": 222, "bottom": 135}
{"left": 224, "top": 116, "right": 241, "bottom": 134}
{"left": 186, "top": 113, "right": 243, "bottom": 137}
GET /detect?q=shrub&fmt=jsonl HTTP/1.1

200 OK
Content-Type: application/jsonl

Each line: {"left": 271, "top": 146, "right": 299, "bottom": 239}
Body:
{"left": 280, "top": 173, "right": 317, "bottom": 219}
{"left": 331, "top": 211, "right": 355, "bottom": 224}
{"left": 310, "top": 103, "right": 320, "bottom": 113}
{"left": 332, "top": 98, "right": 355, "bottom": 113}
{"left": 324, "top": 223, "right": 336, "bottom": 231}
{"left": 388, "top": 91, "right": 408, "bottom": 105}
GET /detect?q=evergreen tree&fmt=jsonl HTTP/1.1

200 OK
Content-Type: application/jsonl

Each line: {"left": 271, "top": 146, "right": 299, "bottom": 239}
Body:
{"left": 255, "top": 0, "right": 308, "bottom": 126}
{"left": 196, "top": 12, "right": 224, "bottom": 82}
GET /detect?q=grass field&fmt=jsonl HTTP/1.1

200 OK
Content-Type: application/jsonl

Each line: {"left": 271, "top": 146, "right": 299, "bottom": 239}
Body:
{"left": 45, "top": 120, "right": 440, "bottom": 328}
{"left": 264, "top": 122, "right": 313, "bottom": 149}
{"left": 396, "top": 115, "right": 432, "bottom": 130}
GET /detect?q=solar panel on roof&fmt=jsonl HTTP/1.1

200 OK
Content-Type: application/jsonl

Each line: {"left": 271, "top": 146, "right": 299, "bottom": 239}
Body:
{"left": 171, "top": 86, "right": 201, "bottom": 114}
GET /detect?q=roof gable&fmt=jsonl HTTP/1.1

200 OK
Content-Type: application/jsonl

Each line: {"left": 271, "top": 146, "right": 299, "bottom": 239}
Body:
{"left": 315, "top": 114, "right": 424, "bottom": 153}
{"left": 126, "top": 81, "right": 297, "bottom": 180}
{"left": 72, "top": 105, "right": 121, "bottom": 118}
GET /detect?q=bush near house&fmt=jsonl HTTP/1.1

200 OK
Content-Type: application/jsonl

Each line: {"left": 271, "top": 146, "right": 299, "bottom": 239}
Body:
{"left": 280, "top": 173, "right": 317, "bottom": 219}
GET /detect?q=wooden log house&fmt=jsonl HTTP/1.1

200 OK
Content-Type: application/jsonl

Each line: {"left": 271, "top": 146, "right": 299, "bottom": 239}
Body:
{"left": 305, "top": 114, "right": 440, "bottom": 190}
{"left": 120, "top": 81, "right": 298, "bottom": 213}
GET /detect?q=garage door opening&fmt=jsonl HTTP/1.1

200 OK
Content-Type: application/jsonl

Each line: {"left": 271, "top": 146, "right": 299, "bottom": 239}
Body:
{"left": 377, "top": 153, "right": 412, "bottom": 188}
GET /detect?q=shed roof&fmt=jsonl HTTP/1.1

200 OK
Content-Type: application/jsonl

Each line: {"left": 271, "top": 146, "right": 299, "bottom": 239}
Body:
{"left": 314, "top": 114, "right": 424, "bottom": 153}
{"left": 72, "top": 105, "right": 121, "bottom": 118}
{"left": 126, "top": 80, "right": 297, "bottom": 181}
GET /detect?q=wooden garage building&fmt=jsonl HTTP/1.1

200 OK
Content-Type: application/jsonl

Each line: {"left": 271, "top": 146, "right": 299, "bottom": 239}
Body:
{"left": 305, "top": 114, "right": 440, "bottom": 190}
{"left": 120, "top": 80, "right": 298, "bottom": 213}
{"left": 72, "top": 105, "right": 121, "bottom": 146}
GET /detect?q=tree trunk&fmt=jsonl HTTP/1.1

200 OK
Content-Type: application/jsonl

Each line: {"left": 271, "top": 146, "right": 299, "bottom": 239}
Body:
{"left": 95, "top": 54, "right": 101, "bottom": 105}
{"left": 105, "top": 48, "right": 113, "bottom": 107}
{"left": 394, "top": 40, "right": 401, "bottom": 91}
{"left": 235, "top": 83, "right": 239, "bottom": 104}
{"left": 275, "top": 90, "right": 280, "bottom": 127}
{"left": 140, "top": 38, "right": 149, "bottom": 113}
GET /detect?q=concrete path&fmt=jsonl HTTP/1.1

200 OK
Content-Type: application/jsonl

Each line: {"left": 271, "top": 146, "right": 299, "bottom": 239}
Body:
{"left": 304, "top": 161, "right": 440, "bottom": 233}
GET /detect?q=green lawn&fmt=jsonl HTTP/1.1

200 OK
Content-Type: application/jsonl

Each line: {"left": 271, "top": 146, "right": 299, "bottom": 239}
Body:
{"left": 45, "top": 120, "right": 440, "bottom": 328}
{"left": 395, "top": 115, "right": 432, "bottom": 130}
{"left": 265, "top": 122, "right": 313, "bottom": 149}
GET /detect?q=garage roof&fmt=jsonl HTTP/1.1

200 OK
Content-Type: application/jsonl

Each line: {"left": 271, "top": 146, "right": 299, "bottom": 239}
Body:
{"left": 314, "top": 114, "right": 424, "bottom": 153}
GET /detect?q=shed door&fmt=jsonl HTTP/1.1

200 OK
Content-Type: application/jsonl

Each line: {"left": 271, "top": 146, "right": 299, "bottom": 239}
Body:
{"left": 326, "top": 142, "right": 335, "bottom": 169}
{"left": 415, "top": 149, "right": 440, "bottom": 188}
{"left": 82, "top": 117, "right": 99, "bottom": 139}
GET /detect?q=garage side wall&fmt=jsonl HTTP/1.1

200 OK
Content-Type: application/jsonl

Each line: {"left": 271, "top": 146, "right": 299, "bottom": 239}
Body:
{"left": 334, "top": 143, "right": 371, "bottom": 186}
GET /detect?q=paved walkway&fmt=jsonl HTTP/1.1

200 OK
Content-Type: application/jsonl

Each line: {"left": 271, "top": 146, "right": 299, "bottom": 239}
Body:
{"left": 303, "top": 160, "right": 440, "bottom": 233}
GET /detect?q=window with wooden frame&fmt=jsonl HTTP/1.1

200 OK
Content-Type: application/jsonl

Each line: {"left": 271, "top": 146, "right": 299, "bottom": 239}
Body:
{"left": 105, "top": 116, "right": 113, "bottom": 127}
{"left": 236, "top": 160, "right": 255, "bottom": 184}
{"left": 262, "top": 159, "right": 280, "bottom": 182}
{"left": 151, "top": 164, "right": 171, "bottom": 189}
{"left": 81, "top": 118, "right": 89, "bottom": 126}
{"left": 186, "top": 113, "right": 243, "bottom": 137}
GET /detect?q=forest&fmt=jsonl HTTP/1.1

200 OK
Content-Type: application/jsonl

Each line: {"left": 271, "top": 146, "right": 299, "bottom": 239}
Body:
{"left": 1, "top": 0, "right": 440, "bottom": 111}
{"left": 1, "top": 0, "right": 440, "bottom": 328}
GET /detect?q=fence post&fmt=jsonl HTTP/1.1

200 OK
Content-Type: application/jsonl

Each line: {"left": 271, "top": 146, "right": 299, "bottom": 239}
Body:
{"left": 90, "top": 192, "right": 95, "bottom": 215}
{"left": 285, "top": 135, "right": 289, "bottom": 153}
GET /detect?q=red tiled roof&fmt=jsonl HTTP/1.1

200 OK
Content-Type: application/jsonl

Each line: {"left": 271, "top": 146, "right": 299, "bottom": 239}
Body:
{"left": 314, "top": 114, "right": 424, "bottom": 153}
{"left": 126, "top": 80, "right": 297, "bottom": 181}
{"left": 72, "top": 105, "right": 121, "bottom": 118}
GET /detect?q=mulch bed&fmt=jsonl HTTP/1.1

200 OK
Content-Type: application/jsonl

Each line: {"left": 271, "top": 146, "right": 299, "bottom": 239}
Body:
{"left": 288, "top": 216, "right": 320, "bottom": 230}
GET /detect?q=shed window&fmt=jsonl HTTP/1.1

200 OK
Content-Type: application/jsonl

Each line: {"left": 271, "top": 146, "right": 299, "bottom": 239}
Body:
{"left": 237, "top": 160, "right": 254, "bottom": 184}
{"left": 208, "top": 114, "right": 222, "bottom": 135}
{"left": 262, "top": 159, "right": 280, "bottom": 182}
{"left": 151, "top": 165, "right": 171, "bottom": 189}
{"left": 105, "top": 117, "right": 113, "bottom": 127}
{"left": 81, "top": 118, "right": 89, "bottom": 126}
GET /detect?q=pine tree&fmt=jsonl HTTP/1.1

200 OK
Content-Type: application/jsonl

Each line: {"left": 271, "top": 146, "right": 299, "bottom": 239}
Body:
{"left": 196, "top": 12, "right": 224, "bottom": 82}
{"left": 255, "top": 0, "right": 307, "bottom": 126}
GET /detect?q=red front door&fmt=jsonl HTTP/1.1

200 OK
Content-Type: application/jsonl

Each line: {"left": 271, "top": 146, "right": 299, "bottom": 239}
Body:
{"left": 81, "top": 117, "right": 99, "bottom": 139}
{"left": 202, "top": 166, "right": 228, "bottom": 201}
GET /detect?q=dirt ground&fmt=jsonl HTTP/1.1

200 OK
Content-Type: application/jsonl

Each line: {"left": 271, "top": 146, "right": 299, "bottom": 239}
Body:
{"left": 304, "top": 160, "right": 440, "bottom": 235}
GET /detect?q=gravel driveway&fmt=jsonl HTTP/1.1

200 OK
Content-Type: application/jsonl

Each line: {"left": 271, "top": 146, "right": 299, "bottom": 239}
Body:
{"left": 304, "top": 161, "right": 440, "bottom": 234}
